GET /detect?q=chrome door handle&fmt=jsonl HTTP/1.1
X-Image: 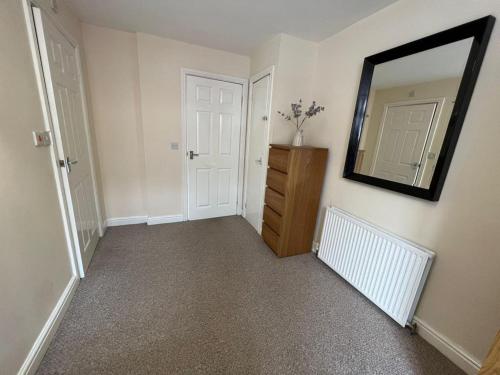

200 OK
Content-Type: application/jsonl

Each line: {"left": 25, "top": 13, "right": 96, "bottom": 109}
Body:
{"left": 410, "top": 162, "right": 421, "bottom": 169}
{"left": 189, "top": 150, "right": 199, "bottom": 160}
{"left": 58, "top": 157, "right": 78, "bottom": 173}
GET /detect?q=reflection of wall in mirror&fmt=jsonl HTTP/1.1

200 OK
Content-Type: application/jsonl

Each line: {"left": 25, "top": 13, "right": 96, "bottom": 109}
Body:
{"left": 357, "top": 77, "right": 460, "bottom": 188}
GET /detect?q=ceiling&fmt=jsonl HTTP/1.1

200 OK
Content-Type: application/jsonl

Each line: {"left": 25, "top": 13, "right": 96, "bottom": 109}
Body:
{"left": 66, "top": 0, "right": 398, "bottom": 55}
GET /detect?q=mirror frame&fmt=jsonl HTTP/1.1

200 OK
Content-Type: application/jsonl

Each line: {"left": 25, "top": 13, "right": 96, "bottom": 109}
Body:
{"left": 343, "top": 16, "right": 495, "bottom": 201}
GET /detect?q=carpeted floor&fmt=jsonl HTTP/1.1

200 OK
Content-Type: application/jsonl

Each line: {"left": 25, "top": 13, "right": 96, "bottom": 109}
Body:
{"left": 37, "top": 216, "right": 464, "bottom": 374}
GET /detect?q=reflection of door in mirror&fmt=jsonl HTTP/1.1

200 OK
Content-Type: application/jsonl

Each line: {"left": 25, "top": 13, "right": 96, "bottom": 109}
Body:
{"left": 371, "top": 102, "right": 437, "bottom": 186}
{"left": 356, "top": 74, "right": 462, "bottom": 188}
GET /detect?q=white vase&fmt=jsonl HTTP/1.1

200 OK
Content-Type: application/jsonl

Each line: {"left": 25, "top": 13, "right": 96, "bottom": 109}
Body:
{"left": 292, "top": 129, "right": 304, "bottom": 146}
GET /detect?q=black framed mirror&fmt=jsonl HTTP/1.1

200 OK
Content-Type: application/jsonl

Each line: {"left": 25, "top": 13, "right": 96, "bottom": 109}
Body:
{"left": 343, "top": 16, "right": 495, "bottom": 201}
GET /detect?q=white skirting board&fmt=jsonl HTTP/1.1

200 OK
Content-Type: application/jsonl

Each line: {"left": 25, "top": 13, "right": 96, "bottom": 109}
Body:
{"left": 106, "top": 215, "right": 148, "bottom": 227}
{"left": 106, "top": 215, "right": 185, "bottom": 227}
{"left": 147, "top": 215, "right": 184, "bottom": 225}
{"left": 17, "top": 275, "right": 79, "bottom": 375}
{"left": 413, "top": 317, "right": 482, "bottom": 375}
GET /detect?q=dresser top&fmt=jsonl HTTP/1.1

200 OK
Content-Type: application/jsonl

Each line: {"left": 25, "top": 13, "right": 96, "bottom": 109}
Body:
{"left": 270, "top": 144, "right": 329, "bottom": 151}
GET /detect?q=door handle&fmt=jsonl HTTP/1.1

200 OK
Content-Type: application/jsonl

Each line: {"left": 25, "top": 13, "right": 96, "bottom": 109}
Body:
{"left": 58, "top": 157, "right": 78, "bottom": 173}
{"left": 410, "top": 162, "right": 421, "bottom": 169}
{"left": 255, "top": 157, "right": 263, "bottom": 165}
{"left": 189, "top": 150, "right": 199, "bottom": 160}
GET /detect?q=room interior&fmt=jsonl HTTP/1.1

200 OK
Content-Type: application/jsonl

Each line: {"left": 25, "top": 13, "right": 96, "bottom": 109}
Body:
{"left": 1, "top": 0, "right": 499, "bottom": 374}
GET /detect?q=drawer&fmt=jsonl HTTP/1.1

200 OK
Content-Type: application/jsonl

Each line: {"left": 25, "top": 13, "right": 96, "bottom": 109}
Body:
{"left": 266, "top": 168, "right": 287, "bottom": 195}
{"left": 265, "top": 187, "right": 285, "bottom": 215}
{"left": 263, "top": 205, "right": 282, "bottom": 234}
{"left": 268, "top": 147, "right": 289, "bottom": 173}
{"left": 262, "top": 223, "right": 280, "bottom": 256}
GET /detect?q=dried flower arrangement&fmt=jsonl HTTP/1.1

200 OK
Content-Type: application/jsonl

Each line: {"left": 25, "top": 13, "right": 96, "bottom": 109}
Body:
{"left": 278, "top": 99, "right": 325, "bottom": 146}
{"left": 278, "top": 99, "right": 325, "bottom": 130}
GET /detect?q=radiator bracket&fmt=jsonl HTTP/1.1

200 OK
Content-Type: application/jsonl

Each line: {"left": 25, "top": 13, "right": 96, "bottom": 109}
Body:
{"left": 407, "top": 321, "right": 417, "bottom": 335}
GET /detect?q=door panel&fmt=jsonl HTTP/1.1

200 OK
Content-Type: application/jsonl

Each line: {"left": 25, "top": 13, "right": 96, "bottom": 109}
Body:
{"left": 196, "top": 169, "right": 211, "bottom": 207}
{"left": 372, "top": 102, "right": 437, "bottom": 185}
{"left": 34, "top": 9, "right": 99, "bottom": 276}
{"left": 196, "top": 111, "right": 211, "bottom": 155}
{"left": 186, "top": 75, "right": 243, "bottom": 220}
{"left": 244, "top": 74, "right": 272, "bottom": 233}
{"left": 219, "top": 114, "right": 233, "bottom": 155}
{"left": 217, "top": 169, "right": 231, "bottom": 205}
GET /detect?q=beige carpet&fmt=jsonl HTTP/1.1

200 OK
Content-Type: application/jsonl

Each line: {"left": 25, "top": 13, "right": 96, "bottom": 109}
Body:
{"left": 37, "top": 216, "right": 464, "bottom": 374}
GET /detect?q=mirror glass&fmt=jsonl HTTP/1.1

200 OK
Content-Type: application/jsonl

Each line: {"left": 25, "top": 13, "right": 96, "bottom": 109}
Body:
{"left": 354, "top": 38, "right": 473, "bottom": 188}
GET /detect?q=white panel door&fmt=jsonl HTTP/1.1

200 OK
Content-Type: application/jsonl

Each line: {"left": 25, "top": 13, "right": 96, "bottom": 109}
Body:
{"left": 186, "top": 76, "right": 243, "bottom": 220}
{"left": 372, "top": 102, "right": 437, "bottom": 185}
{"left": 244, "top": 74, "right": 271, "bottom": 233}
{"left": 34, "top": 9, "right": 99, "bottom": 275}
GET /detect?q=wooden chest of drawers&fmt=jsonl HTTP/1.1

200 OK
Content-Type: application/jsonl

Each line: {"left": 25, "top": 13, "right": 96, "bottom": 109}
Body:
{"left": 261, "top": 144, "right": 328, "bottom": 257}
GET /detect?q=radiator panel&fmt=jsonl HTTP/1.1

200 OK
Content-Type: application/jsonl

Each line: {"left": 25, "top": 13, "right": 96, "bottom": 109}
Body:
{"left": 318, "top": 207, "right": 434, "bottom": 327}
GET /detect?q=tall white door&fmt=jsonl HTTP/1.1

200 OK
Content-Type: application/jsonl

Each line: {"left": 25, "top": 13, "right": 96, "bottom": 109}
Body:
{"left": 34, "top": 9, "right": 99, "bottom": 276}
{"left": 186, "top": 75, "right": 243, "bottom": 220}
{"left": 372, "top": 102, "right": 437, "bottom": 185}
{"left": 244, "top": 74, "right": 272, "bottom": 233}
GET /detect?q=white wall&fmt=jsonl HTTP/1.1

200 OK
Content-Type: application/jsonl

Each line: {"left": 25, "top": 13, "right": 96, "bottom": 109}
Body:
{"left": 250, "top": 34, "right": 281, "bottom": 76}
{"left": 0, "top": 1, "right": 98, "bottom": 373}
{"left": 82, "top": 24, "right": 147, "bottom": 220}
{"left": 250, "top": 34, "right": 319, "bottom": 145}
{"left": 309, "top": 0, "right": 500, "bottom": 366}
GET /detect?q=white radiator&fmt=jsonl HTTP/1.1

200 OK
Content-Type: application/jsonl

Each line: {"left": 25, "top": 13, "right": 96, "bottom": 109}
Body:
{"left": 318, "top": 207, "right": 434, "bottom": 327}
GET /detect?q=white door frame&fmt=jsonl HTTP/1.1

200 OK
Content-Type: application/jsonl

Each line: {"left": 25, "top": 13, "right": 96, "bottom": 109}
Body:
{"left": 370, "top": 97, "right": 445, "bottom": 185}
{"left": 22, "top": 0, "right": 104, "bottom": 277}
{"left": 180, "top": 68, "right": 249, "bottom": 220}
{"left": 242, "top": 66, "right": 275, "bottom": 231}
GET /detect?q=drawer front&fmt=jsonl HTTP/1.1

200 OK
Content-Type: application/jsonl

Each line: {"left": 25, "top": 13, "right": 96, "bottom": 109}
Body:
{"left": 268, "top": 147, "right": 289, "bottom": 173}
{"left": 263, "top": 205, "right": 282, "bottom": 235}
{"left": 262, "top": 223, "right": 280, "bottom": 256}
{"left": 266, "top": 168, "right": 287, "bottom": 195}
{"left": 265, "top": 188, "right": 285, "bottom": 215}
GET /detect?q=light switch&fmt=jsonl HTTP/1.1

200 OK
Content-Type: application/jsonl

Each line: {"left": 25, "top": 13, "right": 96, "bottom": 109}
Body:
{"left": 170, "top": 142, "right": 179, "bottom": 150}
{"left": 33, "top": 131, "right": 51, "bottom": 147}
